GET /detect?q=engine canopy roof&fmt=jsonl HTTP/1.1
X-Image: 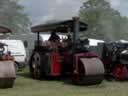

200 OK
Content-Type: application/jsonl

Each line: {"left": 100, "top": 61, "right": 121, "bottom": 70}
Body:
{"left": 31, "top": 19, "right": 87, "bottom": 33}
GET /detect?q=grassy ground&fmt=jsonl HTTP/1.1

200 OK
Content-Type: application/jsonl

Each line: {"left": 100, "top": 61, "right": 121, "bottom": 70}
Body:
{"left": 0, "top": 69, "right": 128, "bottom": 96}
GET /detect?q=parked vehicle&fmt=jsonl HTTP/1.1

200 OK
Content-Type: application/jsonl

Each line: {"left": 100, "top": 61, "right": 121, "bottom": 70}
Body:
{"left": 90, "top": 39, "right": 128, "bottom": 80}
{"left": 0, "top": 26, "right": 16, "bottom": 88}
{"left": 0, "top": 40, "right": 27, "bottom": 70}
{"left": 100, "top": 40, "right": 128, "bottom": 80}
{"left": 28, "top": 17, "right": 104, "bottom": 85}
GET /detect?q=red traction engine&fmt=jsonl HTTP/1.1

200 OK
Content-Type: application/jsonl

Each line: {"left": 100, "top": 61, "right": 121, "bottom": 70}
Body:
{"left": 29, "top": 17, "right": 105, "bottom": 85}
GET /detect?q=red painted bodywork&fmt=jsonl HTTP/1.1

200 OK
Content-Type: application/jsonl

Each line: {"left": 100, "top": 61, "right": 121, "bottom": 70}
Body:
{"left": 75, "top": 52, "right": 98, "bottom": 65}
{"left": 51, "top": 52, "right": 61, "bottom": 76}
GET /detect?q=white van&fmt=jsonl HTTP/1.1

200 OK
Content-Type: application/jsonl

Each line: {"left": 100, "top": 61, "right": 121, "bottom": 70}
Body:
{"left": 0, "top": 40, "right": 27, "bottom": 68}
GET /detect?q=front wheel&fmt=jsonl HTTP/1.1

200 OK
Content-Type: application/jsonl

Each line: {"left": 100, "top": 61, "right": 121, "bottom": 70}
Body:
{"left": 113, "top": 64, "right": 128, "bottom": 80}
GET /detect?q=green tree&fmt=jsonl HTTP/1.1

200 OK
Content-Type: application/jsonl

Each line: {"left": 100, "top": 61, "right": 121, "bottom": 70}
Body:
{"left": 0, "top": 0, "right": 30, "bottom": 34}
{"left": 79, "top": 0, "right": 123, "bottom": 41}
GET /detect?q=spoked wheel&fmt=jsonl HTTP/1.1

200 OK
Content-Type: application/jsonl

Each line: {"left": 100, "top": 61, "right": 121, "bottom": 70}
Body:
{"left": 30, "top": 52, "right": 43, "bottom": 80}
{"left": 113, "top": 64, "right": 128, "bottom": 80}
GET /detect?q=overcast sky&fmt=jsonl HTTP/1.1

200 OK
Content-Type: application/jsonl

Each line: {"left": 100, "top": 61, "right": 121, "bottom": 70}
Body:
{"left": 19, "top": 0, "right": 128, "bottom": 25}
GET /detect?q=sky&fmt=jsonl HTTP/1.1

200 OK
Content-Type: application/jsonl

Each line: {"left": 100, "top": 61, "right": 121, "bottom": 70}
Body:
{"left": 109, "top": 0, "right": 128, "bottom": 16}
{"left": 19, "top": 0, "right": 128, "bottom": 25}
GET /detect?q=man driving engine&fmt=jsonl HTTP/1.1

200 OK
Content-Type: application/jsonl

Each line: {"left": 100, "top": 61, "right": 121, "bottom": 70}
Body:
{"left": 48, "top": 31, "right": 60, "bottom": 42}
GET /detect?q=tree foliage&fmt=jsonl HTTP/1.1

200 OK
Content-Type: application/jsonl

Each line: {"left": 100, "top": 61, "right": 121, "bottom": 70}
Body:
{"left": 79, "top": 0, "right": 128, "bottom": 41}
{"left": 0, "top": 0, "right": 30, "bottom": 34}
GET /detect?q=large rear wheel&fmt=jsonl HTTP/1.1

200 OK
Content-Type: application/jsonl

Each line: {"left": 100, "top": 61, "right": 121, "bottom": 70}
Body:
{"left": 29, "top": 52, "right": 43, "bottom": 80}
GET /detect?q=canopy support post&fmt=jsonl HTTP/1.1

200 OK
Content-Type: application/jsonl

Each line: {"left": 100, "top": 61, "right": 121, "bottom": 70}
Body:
{"left": 37, "top": 32, "right": 40, "bottom": 46}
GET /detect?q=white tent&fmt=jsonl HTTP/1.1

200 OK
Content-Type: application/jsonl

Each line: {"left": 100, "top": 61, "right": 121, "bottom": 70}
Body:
{"left": 116, "top": 40, "right": 128, "bottom": 43}
{"left": 88, "top": 39, "right": 104, "bottom": 46}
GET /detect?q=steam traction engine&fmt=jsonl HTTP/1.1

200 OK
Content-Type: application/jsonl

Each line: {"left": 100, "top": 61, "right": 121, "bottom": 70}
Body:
{"left": 0, "top": 26, "right": 16, "bottom": 88}
{"left": 102, "top": 41, "right": 128, "bottom": 80}
{"left": 29, "top": 17, "right": 104, "bottom": 85}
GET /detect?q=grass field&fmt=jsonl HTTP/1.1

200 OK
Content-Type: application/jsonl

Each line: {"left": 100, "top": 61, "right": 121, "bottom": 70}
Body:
{"left": 0, "top": 68, "right": 128, "bottom": 96}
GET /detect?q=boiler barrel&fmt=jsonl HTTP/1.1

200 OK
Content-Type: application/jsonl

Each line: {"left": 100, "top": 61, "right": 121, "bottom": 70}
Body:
{"left": 0, "top": 61, "right": 16, "bottom": 88}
